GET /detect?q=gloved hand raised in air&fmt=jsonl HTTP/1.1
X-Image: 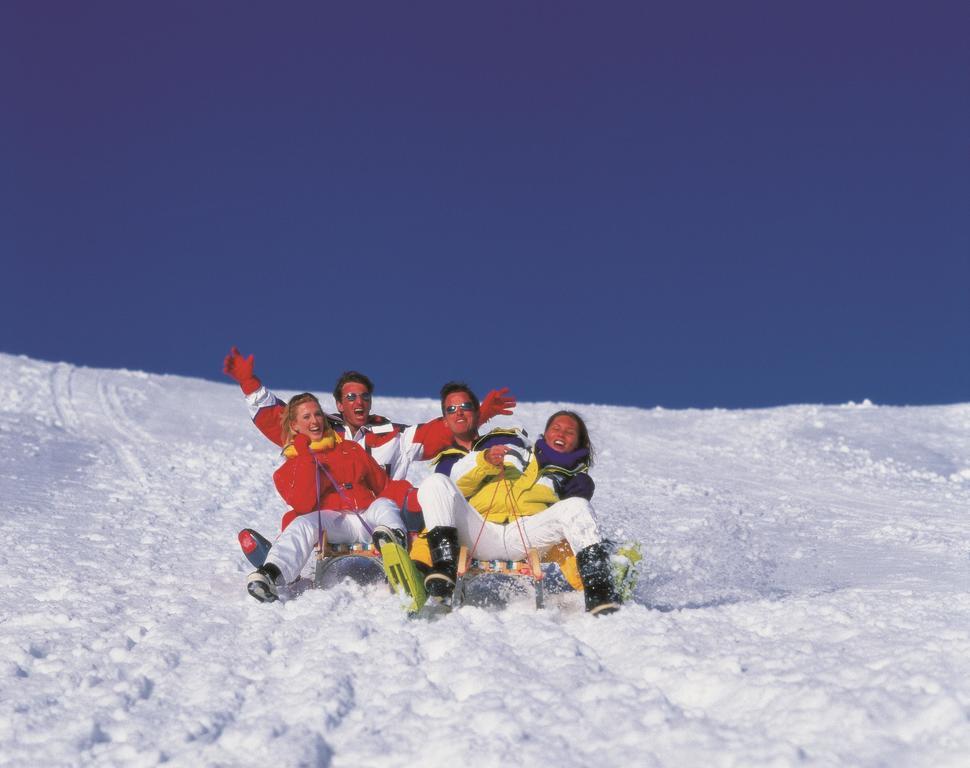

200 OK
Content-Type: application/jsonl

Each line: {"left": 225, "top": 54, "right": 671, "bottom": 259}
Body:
{"left": 222, "top": 346, "right": 262, "bottom": 395}
{"left": 479, "top": 387, "right": 517, "bottom": 424}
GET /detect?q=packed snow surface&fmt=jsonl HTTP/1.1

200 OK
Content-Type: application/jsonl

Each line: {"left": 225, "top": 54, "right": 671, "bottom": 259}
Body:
{"left": 1, "top": 353, "right": 969, "bottom": 767}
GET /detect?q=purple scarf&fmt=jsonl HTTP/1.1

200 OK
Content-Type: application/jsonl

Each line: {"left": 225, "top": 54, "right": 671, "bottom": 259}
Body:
{"left": 535, "top": 438, "right": 589, "bottom": 472}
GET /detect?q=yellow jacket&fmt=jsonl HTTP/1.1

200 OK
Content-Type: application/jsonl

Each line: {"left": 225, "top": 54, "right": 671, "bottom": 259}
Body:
{"left": 453, "top": 449, "right": 561, "bottom": 524}
{"left": 416, "top": 428, "right": 593, "bottom": 589}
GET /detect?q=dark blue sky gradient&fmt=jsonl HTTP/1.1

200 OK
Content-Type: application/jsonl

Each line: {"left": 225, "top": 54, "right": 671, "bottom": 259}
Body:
{"left": 2, "top": 2, "right": 967, "bottom": 409}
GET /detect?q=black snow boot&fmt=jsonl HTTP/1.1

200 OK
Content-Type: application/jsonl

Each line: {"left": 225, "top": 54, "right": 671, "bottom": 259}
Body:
{"left": 423, "top": 526, "right": 460, "bottom": 600}
{"left": 247, "top": 562, "right": 283, "bottom": 603}
{"left": 577, "top": 543, "right": 621, "bottom": 616}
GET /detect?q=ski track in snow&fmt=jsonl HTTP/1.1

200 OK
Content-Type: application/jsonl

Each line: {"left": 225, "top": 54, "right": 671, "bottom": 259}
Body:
{"left": 1, "top": 353, "right": 969, "bottom": 767}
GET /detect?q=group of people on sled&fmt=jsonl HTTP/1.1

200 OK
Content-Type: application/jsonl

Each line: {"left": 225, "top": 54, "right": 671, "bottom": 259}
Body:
{"left": 223, "top": 346, "right": 622, "bottom": 615}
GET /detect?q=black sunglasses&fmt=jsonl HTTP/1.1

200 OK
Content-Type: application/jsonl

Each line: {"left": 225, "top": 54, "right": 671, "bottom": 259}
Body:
{"left": 343, "top": 392, "right": 372, "bottom": 403}
{"left": 445, "top": 401, "right": 475, "bottom": 414}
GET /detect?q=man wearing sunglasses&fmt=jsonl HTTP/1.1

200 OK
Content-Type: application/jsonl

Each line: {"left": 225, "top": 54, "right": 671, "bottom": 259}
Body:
{"left": 409, "top": 381, "right": 527, "bottom": 566}
{"left": 429, "top": 381, "right": 527, "bottom": 478}
{"left": 438, "top": 382, "right": 483, "bottom": 454}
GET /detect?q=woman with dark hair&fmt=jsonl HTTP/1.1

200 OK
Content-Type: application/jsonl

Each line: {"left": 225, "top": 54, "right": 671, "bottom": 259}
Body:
{"left": 246, "top": 392, "right": 406, "bottom": 603}
{"left": 416, "top": 404, "right": 620, "bottom": 616}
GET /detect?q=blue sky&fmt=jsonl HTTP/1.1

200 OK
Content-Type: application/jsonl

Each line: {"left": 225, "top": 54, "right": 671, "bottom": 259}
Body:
{"left": 2, "top": 2, "right": 967, "bottom": 409}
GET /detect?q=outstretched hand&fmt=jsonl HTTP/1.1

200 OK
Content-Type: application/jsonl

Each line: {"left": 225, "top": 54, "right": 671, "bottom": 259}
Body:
{"left": 222, "top": 346, "right": 261, "bottom": 394}
{"left": 480, "top": 387, "right": 517, "bottom": 423}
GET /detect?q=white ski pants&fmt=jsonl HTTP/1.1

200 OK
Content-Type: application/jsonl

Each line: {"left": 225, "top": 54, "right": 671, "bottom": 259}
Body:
{"left": 417, "top": 473, "right": 600, "bottom": 561}
{"left": 265, "top": 498, "right": 404, "bottom": 584}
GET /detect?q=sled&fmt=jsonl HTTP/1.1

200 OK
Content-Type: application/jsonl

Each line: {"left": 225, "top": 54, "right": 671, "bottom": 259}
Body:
{"left": 449, "top": 540, "right": 643, "bottom": 612}
{"left": 452, "top": 545, "right": 546, "bottom": 610}
{"left": 312, "top": 531, "right": 387, "bottom": 588}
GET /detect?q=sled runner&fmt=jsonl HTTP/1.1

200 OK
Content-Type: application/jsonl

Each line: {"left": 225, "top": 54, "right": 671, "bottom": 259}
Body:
{"left": 317, "top": 533, "right": 431, "bottom": 613}
{"left": 239, "top": 526, "right": 387, "bottom": 588}
{"left": 242, "top": 523, "right": 640, "bottom": 612}
{"left": 242, "top": 526, "right": 430, "bottom": 611}
{"left": 311, "top": 531, "right": 387, "bottom": 588}
{"left": 448, "top": 541, "right": 642, "bottom": 612}
{"left": 240, "top": 527, "right": 386, "bottom": 589}
{"left": 452, "top": 545, "right": 546, "bottom": 610}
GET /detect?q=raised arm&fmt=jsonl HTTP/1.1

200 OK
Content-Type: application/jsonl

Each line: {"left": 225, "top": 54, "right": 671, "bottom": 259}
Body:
{"left": 223, "top": 346, "right": 286, "bottom": 446}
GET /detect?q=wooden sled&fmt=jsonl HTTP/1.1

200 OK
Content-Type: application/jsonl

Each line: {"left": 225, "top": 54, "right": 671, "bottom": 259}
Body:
{"left": 452, "top": 545, "right": 545, "bottom": 610}
{"left": 312, "top": 531, "right": 386, "bottom": 588}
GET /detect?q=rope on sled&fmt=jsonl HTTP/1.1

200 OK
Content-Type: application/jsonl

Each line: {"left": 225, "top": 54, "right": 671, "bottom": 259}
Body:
{"left": 501, "top": 468, "right": 533, "bottom": 560}
{"left": 312, "top": 455, "right": 374, "bottom": 558}
{"left": 467, "top": 464, "right": 505, "bottom": 561}
{"left": 466, "top": 462, "right": 533, "bottom": 566}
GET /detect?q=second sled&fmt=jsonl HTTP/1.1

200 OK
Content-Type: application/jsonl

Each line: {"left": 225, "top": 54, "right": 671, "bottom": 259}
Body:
{"left": 452, "top": 545, "right": 546, "bottom": 610}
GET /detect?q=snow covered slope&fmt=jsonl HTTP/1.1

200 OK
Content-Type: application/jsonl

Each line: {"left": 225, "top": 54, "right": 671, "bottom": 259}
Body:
{"left": 1, "top": 353, "right": 968, "bottom": 767}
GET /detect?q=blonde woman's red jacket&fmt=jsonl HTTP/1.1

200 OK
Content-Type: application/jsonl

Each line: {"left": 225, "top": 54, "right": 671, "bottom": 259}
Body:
{"left": 274, "top": 439, "right": 388, "bottom": 531}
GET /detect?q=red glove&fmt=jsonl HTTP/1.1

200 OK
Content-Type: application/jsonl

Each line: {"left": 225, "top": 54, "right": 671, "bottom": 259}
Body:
{"left": 291, "top": 433, "right": 312, "bottom": 455}
{"left": 479, "top": 387, "right": 516, "bottom": 424}
{"left": 222, "top": 346, "right": 261, "bottom": 395}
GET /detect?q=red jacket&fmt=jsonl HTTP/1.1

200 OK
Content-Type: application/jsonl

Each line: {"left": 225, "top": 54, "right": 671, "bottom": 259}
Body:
{"left": 274, "top": 440, "right": 388, "bottom": 530}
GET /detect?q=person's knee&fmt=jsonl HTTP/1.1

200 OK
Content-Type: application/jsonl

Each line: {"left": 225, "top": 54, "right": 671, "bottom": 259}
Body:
{"left": 418, "top": 474, "right": 459, "bottom": 525}
{"left": 421, "top": 473, "right": 452, "bottom": 492}
{"left": 557, "top": 496, "right": 594, "bottom": 519}
{"left": 417, "top": 473, "right": 453, "bottom": 503}
{"left": 553, "top": 497, "right": 599, "bottom": 543}
{"left": 370, "top": 497, "right": 399, "bottom": 515}
{"left": 284, "top": 514, "right": 314, "bottom": 538}
{"left": 371, "top": 498, "right": 405, "bottom": 528}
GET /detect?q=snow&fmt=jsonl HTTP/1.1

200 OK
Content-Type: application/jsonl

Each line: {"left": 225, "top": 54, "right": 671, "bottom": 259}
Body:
{"left": 1, "top": 352, "right": 969, "bottom": 767}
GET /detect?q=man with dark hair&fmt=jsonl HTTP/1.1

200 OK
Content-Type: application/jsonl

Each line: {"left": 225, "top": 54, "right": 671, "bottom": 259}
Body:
{"left": 330, "top": 370, "right": 377, "bottom": 437}
{"left": 333, "top": 371, "right": 374, "bottom": 403}
{"left": 438, "top": 381, "right": 479, "bottom": 411}
{"left": 435, "top": 381, "right": 481, "bottom": 453}
{"left": 406, "top": 380, "right": 489, "bottom": 565}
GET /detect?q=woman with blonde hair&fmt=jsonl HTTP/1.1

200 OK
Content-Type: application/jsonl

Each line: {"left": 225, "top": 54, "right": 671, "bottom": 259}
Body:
{"left": 247, "top": 392, "right": 406, "bottom": 602}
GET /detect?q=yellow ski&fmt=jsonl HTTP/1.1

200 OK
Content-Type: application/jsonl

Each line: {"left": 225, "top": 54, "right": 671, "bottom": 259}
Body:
{"left": 378, "top": 539, "right": 428, "bottom": 614}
